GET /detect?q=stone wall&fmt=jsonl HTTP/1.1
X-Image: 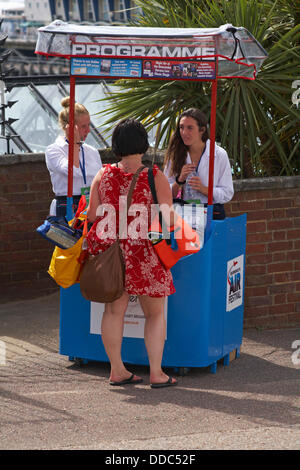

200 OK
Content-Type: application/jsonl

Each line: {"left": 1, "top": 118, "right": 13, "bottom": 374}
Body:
{"left": 1, "top": 151, "right": 299, "bottom": 329}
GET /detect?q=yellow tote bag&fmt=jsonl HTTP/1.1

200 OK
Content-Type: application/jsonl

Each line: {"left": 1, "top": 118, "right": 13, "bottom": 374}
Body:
{"left": 48, "top": 214, "right": 88, "bottom": 289}
{"left": 48, "top": 237, "right": 84, "bottom": 288}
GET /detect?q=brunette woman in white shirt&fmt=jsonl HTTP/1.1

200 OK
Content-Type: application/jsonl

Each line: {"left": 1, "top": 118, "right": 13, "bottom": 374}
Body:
{"left": 45, "top": 97, "right": 102, "bottom": 217}
{"left": 164, "top": 108, "right": 234, "bottom": 219}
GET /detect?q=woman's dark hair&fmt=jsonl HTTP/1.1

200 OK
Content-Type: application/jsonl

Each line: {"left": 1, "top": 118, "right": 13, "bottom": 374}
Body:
{"left": 164, "top": 108, "right": 209, "bottom": 177}
{"left": 112, "top": 119, "right": 149, "bottom": 159}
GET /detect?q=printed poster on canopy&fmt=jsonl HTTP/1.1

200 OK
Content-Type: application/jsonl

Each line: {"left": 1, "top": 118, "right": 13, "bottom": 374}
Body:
{"left": 71, "top": 57, "right": 142, "bottom": 78}
{"left": 142, "top": 59, "right": 215, "bottom": 79}
{"left": 90, "top": 296, "right": 168, "bottom": 339}
{"left": 71, "top": 57, "right": 215, "bottom": 80}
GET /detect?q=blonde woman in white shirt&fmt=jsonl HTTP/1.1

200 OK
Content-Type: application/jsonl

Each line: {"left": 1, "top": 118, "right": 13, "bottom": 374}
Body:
{"left": 164, "top": 108, "right": 234, "bottom": 219}
{"left": 45, "top": 97, "right": 102, "bottom": 217}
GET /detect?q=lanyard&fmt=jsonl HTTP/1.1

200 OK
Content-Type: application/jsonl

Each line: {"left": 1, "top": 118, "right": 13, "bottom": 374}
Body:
{"left": 192, "top": 142, "right": 207, "bottom": 173}
{"left": 79, "top": 146, "right": 86, "bottom": 185}
{"left": 65, "top": 138, "right": 86, "bottom": 185}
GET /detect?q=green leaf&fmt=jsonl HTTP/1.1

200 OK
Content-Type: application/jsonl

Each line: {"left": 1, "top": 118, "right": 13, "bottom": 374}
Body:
{"left": 97, "top": 0, "right": 300, "bottom": 177}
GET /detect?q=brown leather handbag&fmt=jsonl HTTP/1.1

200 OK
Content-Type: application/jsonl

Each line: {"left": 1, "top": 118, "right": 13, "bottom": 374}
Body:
{"left": 80, "top": 166, "right": 145, "bottom": 303}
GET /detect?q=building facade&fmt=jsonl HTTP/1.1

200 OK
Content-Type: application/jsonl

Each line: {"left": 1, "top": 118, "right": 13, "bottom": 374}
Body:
{"left": 25, "top": 0, "right": 141, "bottom": 23}
{"left": 25, "top": 2, "right": 51, "bottom": 22}
{"left": 0, "top": 1, "right": 26, "bottom": 38}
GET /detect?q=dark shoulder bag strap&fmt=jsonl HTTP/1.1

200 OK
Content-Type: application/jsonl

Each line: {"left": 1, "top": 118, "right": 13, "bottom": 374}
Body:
{"left": 127, "top": 165, "right": 145, "bottom": 210}
{"left": 119, "top": 165, "right": 145, "bottom": 238}
{"left": 148, "top": 167, "right": 169, "bottom": 241}
{"left": 148, "top": 167, "right": 158, "bottom": 204}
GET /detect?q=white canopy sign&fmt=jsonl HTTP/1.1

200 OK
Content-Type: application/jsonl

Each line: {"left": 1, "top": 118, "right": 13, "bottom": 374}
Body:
{"left": 35, "top": 21, "right": 267, "bottom": 80}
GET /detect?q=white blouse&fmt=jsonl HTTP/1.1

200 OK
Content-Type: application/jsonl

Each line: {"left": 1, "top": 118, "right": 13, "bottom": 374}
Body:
{"left": 45, "top": 135, "right": 102, "bottom": 196}
{"left": 45, "top": 135, "right": 102, "bottom": 215}
{"left": 164, "top": 139, "right": 234, "bottom": 204}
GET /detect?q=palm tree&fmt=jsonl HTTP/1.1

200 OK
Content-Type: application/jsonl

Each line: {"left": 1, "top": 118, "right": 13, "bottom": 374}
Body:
{"left": 99, "top": 0, "right": 300, "bottom": 177}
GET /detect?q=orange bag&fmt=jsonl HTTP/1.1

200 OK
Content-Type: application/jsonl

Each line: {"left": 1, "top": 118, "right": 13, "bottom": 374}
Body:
{"left": 148, "top": 214, "right": 201, "bottom": 270}
{"left": 148, "top": 168, "right": 201, "bottom": 270}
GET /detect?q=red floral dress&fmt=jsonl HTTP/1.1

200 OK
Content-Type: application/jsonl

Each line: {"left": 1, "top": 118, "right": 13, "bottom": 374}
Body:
{"left": 86, "top": 164, "right": 175, "bottom": 298}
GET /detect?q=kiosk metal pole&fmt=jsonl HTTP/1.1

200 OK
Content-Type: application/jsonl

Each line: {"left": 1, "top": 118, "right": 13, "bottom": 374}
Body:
{"left": 67, "top": 75, "right": 76, "bottom": 220}
{"left": 205, "top": 78, "right": 218, "bottom": 241}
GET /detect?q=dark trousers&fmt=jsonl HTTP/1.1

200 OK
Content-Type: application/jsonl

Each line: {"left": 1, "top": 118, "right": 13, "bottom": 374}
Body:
{"left": 204, "top": 203, "right": 226, "bottom": 220}
{"left": 55, "top": 196, "right": 82, "bottom": 217}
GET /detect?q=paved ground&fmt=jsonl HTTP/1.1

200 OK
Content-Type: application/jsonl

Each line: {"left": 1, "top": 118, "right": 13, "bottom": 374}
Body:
{"left": 0, "top": 292, "right": 299, "bottom": 450}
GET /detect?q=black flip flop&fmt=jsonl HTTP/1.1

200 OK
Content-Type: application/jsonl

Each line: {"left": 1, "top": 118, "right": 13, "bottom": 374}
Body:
{"left": 109, "top": 373, "right": 143, "bottom": 386}
{"left": 150, "top": 377, "right": 178, "bottom": 389}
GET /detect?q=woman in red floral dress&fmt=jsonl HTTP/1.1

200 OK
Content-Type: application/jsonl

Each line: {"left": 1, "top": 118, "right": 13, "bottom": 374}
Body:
{"left": 87, "top": 119, "right": 177, "bottom": 388}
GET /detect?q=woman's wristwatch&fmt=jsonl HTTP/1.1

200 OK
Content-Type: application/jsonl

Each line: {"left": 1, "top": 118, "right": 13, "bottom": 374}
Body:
{"left": 176, "top": 175, "right": 186, "bottom": 185}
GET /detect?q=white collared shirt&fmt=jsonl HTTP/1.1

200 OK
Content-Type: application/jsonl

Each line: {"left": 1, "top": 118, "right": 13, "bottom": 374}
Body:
{"left": 45, "top": 135, "right": 102, "bottom": 196}
{"left": 164, "top": 139, "right": 234, "bottom": 204}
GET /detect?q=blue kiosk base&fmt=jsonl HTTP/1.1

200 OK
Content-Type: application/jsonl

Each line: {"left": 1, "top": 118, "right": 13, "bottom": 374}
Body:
{"left": 60, "top": 214, "right": 247, "bottom": 374}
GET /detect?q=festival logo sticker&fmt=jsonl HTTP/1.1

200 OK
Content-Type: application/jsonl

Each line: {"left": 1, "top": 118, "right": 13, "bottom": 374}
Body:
{"left": 226, "top": 254, "right": 244, "bottom": 312}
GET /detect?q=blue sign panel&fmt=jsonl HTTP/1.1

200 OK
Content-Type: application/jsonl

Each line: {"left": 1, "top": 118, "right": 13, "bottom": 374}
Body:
{"left": 71, "top": 57, "right": 142, "bottom": 78}
{"left": 71, "top": 57, "right": 215, "bottom": 80}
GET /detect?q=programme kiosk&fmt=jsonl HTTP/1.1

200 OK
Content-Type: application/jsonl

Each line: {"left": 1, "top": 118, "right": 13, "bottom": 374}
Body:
{"left": 35, "top": 22, "right": 267, "bottom": 373}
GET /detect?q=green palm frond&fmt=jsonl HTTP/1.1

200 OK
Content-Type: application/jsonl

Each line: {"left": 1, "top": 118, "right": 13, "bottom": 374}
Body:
{"left": 97, "top": 0, "right": 300, "bottom": 177}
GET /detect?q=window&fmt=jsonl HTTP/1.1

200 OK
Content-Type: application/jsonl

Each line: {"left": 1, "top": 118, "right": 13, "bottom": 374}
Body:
{"left": 3, "top": 80, "right": 117, "bottom": 153}
{"left": 115, "top": 0, "right": 127, "bottom": 22}
{"left": 102, "top": 0, "right": 111, "bottom": 22}
{"left": 84, "top": 0, "right": 95, "bottom": 21}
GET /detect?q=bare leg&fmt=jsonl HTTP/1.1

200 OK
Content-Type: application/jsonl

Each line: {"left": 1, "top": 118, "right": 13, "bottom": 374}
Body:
{"left": 101, "top": 291, "right": 141, "bottom": 383}
{"left": 139, "top": 295, "right": 177, "bottom": 385}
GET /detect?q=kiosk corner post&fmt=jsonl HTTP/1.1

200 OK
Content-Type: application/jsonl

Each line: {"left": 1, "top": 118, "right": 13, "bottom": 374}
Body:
{"left": 205, "top": 78, "right": 218, "bottom": 242}
{"left": 67, "top": 75, "right": 76, "bottom": 221}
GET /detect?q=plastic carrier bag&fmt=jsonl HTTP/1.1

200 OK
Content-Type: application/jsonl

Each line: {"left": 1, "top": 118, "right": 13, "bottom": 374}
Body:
{"left": 36, "top": 215, "right": 82, "bottom": 249}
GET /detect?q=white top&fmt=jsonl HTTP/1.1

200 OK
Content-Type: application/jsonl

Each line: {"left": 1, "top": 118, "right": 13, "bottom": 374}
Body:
{"left": 164, "top": 139, "right": 234, "bottom": 204}
{"left": 45, "top": 135, "right": 102, "bottom": 215}
{"left": 45, "top": 135, "right": 102, "bottom": 196}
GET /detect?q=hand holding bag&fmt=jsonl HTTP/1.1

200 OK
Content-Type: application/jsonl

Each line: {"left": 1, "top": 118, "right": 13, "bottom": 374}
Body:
{"left": 80, "top": 166, "right": 145, "bottom": 304}
{"left": 148, "top": 168, "right": 201, "bottom": 270}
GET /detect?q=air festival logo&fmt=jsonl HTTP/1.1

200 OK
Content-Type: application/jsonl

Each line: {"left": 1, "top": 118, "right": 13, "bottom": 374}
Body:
{"left": 226, "top": 255, "right": 244, "bottom": 312}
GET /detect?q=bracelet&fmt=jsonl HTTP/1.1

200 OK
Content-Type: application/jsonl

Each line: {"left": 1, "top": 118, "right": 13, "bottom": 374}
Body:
{"left": 176, "top": 175, "right": 186, "bottom": 185}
